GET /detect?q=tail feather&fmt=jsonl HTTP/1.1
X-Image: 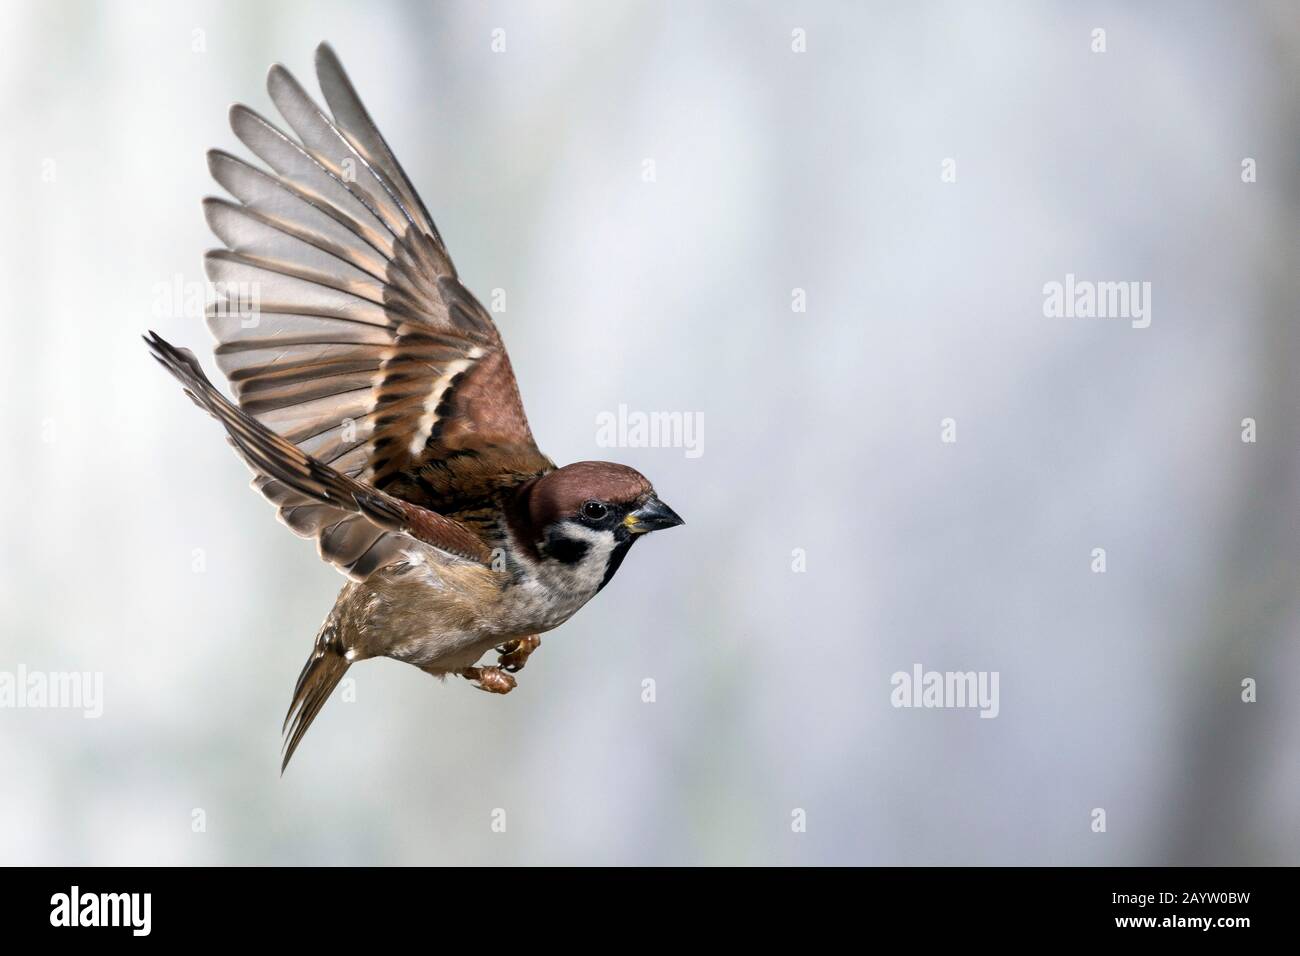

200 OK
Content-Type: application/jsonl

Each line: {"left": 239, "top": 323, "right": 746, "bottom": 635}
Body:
{"left": 281, "top": 617, "right": 350, "bottom": 774}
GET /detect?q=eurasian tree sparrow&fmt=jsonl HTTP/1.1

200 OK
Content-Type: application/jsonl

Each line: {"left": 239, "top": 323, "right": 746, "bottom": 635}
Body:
{"left": 146, "top": 44, "right": 682, "bottom": 771}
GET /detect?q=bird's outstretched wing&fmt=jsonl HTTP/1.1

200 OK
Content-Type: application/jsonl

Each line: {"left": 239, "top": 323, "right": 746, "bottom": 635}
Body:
{"left": 146, "top": 332, "right": 492, "bottom": 579}
{"left": 204, "top": 43, "right": 551, "bottom": 507}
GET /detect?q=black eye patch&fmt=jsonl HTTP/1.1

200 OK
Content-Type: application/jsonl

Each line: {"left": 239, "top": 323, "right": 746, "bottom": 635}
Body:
{"left": 544, "top": 535, "right": 591, "bottom": 566}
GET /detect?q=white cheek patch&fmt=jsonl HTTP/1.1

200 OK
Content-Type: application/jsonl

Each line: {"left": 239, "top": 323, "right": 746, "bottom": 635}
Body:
{"left": 491, "top": 522, "right": 629, "bottom": 634}
{"left": 540, "top": 522, "right": 619, "bottom": 592}
{"left": 494, "top": 522, "right": 624, "bottom": 633}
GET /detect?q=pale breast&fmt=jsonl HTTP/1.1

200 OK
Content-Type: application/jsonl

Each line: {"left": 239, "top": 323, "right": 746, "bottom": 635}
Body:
{"left": 328, "top": 527, "right": 617, "bottom": 673}
{"left": 495, "top": 523, "right": 620, "bottom": 634}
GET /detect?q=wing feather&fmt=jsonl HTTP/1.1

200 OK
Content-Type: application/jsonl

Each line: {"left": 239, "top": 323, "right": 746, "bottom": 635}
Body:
{"left": 203, "top": 44, "right": 551, "bottom": 505}
{"left": 145, "top": 332, "right": 493, "bottom": 579}
{"left": 314, "top": 43, "right": 440, "bottom": 241}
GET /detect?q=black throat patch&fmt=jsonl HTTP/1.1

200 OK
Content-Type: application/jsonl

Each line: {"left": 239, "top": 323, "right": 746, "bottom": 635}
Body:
{"left": 598, "top": 539, "right": 635, "bottom": 592}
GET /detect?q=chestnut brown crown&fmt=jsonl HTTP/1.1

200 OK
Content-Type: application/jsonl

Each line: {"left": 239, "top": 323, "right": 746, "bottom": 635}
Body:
{"left": 514, "top": 461, "right": 683, "bottom": 544}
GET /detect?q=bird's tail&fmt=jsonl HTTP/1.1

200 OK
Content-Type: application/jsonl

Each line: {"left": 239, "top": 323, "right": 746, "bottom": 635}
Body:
{"left": 281, "top": 611, "right": 351, "bottom": 774}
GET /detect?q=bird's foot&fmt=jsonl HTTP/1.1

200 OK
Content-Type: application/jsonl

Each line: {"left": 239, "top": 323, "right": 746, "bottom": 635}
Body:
{"left": 496, "top": 635, "right": 541, "bottom": 673}
{"left": 460, "top": 665, "right": 517, "bottom": 694}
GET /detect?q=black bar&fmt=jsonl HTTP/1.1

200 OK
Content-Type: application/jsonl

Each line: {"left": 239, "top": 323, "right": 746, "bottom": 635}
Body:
{"left": 1, "top": 867, "right": 1279, "bottom": 940}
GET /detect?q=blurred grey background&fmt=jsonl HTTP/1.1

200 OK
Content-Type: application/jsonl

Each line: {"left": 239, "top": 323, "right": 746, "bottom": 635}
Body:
{"left": 0, "top": 0, "right": 1296, "bottom": 865}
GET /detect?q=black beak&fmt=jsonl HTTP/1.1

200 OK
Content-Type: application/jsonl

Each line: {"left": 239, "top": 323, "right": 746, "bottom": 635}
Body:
{"left": 624, "top": 495, "right": 684, "bottom": 534}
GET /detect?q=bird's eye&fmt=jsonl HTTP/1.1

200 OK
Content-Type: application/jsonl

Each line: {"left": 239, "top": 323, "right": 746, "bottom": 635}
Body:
{"left": 581, "top": 500, "right": 608, "bottom": 521}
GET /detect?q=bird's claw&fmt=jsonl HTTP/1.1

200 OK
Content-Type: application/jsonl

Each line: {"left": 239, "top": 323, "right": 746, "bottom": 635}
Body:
{"left": 496, "top": 635, "right": 541, "bottom": 673}
{"left": 461, "top": 665, "right": 517, "bottom": 694}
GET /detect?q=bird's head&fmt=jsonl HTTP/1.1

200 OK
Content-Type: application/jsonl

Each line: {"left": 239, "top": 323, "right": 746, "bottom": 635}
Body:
{"left": 512, "top": 461, "right": 683, "bottom": 590}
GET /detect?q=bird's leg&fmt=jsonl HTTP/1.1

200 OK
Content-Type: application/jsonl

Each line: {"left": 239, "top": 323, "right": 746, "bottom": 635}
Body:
{"left": 496, "top": 635, "right": 541, "bottom": 673}
{"left": 460, "top": 665, "right": 517, "bottom": 694}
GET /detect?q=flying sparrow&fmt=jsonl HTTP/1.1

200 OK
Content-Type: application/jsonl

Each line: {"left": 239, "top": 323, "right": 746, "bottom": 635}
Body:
{"left": 145, "top": 43, "right": 683, "bottom": 772}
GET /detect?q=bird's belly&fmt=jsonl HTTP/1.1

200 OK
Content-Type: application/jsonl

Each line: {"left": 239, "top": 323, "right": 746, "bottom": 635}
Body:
{"left": 391, "top": 629, "right": 500, "bottom": 673}
{"left": 343, "top": 556, "right": 506, "bottom": 669}
{"left": 406, "top": 585, "right": 590, "bottom": 675}
{"left": 338, "top": 548, "right": 602, "bottom": 673}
